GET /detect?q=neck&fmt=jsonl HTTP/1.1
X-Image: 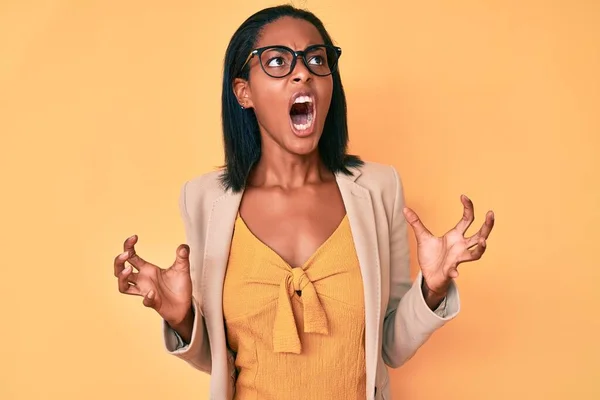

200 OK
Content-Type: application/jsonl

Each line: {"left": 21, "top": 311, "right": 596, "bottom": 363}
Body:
{"left": 248, "top": 147, "right": 333, "bottom": 190}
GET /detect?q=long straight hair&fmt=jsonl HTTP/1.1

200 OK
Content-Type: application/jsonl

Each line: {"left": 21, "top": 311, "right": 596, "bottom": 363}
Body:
{"left": 220, "top": 4, "right": 363, "bottom": 192}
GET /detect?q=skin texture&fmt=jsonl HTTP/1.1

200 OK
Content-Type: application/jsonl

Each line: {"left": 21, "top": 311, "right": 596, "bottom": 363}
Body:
{"left": 232, "top": 16, "right": 345, "bottom": 269}
{"left": 114, "top": 16, "right": 495, "bottom": 343}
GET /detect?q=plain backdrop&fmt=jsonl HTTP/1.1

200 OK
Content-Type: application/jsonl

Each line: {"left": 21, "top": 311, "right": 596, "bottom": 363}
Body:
{"left": 1, "top": 0, "right": 598, "bottom": 399}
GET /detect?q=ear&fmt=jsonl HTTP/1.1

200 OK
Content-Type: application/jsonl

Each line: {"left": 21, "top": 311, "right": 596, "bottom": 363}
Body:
{"left": 233, "top": 78, "right": 254, "bottom": 109}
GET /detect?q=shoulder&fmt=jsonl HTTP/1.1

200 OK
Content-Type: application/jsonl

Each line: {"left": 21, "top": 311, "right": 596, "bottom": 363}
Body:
{"left": 179, "top": 161, "right": 405, "bottom": 207}
{"left": 354, "top": 160, "right": 398, "bottom": 181}
{"left": 179, "top": 168, "right": 228, "bottom": 212}
{"left": 185, "top": 168, "right": 226, "bottom": 194}
{"left": 352, "top": 160, "right": 403, "bottom": 198}
{"left": 345, "top": 160, "right": 406, "bottom": 221}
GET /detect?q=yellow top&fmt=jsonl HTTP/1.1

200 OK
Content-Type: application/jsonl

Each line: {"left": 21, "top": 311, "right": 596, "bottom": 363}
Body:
{"left": 223, "top": 214, "right": 366, "bottom": 400}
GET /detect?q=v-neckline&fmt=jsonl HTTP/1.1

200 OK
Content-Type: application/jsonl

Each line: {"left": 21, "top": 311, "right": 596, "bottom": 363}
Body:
{"left": 236, "top": 213, "right": 349, "bottom": 269}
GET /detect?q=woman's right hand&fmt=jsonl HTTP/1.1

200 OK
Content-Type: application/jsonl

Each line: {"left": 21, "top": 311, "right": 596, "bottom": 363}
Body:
{"left": 114, "top": 235, "right": 193, "bottom": 330}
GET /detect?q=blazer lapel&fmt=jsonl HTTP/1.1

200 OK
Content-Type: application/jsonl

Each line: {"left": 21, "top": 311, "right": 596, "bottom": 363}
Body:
{"left": 201, "top": 187, "right": 243, "bottom": 399}
{"left": 201, "top": 188, "right": 243, "bottom": 314}
{"left": 336, "top": 168, "right": 382, "bottom": 398}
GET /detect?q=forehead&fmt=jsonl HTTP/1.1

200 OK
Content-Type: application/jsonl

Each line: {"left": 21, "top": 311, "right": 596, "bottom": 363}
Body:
{"left": 255, "top": 16, "right": 325, "bottom": 50}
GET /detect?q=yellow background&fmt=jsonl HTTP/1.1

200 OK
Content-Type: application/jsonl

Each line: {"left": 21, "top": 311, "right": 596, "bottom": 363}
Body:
{"left": 1, "top": 0, "right": 598, "bottom": 399}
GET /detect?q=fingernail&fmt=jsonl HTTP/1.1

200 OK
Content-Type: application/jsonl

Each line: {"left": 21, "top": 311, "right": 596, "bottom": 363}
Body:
{"left": 120, "top": 251, "right": 128, "bottom": 259}
{"left": 147, "top": 290, "right": 154, "bottom": 299}
{"left": 128, "top": 235, "right": 136, "bottom": 240}
{"left": 180, "top": 247, "right": 188, "bottom": 257}
{"left": 122, "top": 265, "right": 131, "bottom": 274}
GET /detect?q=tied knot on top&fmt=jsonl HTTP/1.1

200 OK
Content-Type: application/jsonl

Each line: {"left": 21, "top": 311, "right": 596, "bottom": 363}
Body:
{"left": 272, "top": 267, "right": 329, "bottom": 354}
{"left": 290, "top": 267, "right": 308, "bottom": 296}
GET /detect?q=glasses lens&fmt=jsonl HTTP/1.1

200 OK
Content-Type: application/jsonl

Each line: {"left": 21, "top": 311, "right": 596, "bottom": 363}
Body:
{"left": 259, "top": 47, "right": 295, "bottom": 78}
{"left": 258, "top": 45, "right": 340, "bottom": 78}
{"left": 304, "top": 45, "right": 339, "bottom": 76}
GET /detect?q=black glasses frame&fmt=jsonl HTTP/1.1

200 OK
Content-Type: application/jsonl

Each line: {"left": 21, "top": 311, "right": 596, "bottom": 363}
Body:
{"left": 239, "top": 44, "right": 342, "bottom": 78}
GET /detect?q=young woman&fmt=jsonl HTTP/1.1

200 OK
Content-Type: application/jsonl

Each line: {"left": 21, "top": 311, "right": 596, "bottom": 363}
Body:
{"left": 114, "top": 5, "right": 495, "bottom": 400}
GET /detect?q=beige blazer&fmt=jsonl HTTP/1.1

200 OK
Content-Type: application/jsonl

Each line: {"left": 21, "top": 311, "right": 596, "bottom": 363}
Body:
{"left": 162, "top": 161, "right": 460, "bottom": 400}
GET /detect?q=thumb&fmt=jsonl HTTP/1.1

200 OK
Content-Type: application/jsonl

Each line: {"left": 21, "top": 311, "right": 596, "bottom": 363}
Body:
{"left": 172, "top": 244, "right": 190, "bottom": 271}
{"left": 143, "top": 289, "right": 158, "bottom": 309}
{"left": 403, "top": 207, "right": 432, "bottom": 241}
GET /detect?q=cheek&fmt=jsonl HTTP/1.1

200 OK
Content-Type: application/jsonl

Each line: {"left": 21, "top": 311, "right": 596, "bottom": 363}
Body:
{"left": 319, "top": 79, "right": 334, "bottom": 117}
{"left": 250, "top": 81, "right": 288, "bottom": 125}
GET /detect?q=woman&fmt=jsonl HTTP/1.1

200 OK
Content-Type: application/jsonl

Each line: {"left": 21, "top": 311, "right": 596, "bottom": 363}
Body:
{"left": 114, "top": 5, "right": 494, "bottom": 400}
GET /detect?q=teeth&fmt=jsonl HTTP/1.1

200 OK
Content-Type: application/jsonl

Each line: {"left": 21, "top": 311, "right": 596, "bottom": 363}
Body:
{"left": 292, "top": 111, "right": 314, "bottom": 131}
{"left": 293, "top": 95, "right": 313, "bottom": 104}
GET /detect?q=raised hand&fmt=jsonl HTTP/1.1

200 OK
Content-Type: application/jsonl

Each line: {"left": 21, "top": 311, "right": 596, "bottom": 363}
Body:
{"left": 403, "top": 195, "right": 495, "bottom": 297}
{"left": 114, "top": 235, "right": 193, "bottom": 327}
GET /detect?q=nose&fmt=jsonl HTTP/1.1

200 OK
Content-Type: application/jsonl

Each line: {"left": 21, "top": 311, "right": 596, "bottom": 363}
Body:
{"left": 290, "top": 56, "right": 312, "bottom": 83}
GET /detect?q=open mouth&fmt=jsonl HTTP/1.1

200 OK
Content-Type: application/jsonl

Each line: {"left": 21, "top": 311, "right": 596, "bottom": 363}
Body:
{"left": 289, "top": 95, "right": 315, "bottom": 132}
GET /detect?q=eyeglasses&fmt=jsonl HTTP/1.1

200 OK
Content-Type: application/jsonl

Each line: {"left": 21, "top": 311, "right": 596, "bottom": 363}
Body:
{"left": 239, "top": 44, "right": 342, "bottom": 78}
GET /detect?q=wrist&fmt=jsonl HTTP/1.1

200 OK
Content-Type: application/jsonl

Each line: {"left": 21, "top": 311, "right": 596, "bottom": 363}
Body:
{"left": 421, "top": 278, "right": 448, "bottom": 309}
{"left": 166, "top": 304, "right": 194, "bottom": 329}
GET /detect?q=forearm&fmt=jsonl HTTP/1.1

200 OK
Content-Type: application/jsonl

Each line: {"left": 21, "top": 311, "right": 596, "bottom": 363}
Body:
{"left": 383, "top": 273, "right": 459, "bottom": 368}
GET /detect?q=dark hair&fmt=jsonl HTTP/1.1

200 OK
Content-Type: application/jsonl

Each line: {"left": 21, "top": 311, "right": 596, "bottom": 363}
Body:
{"left": 219, "top": 4, "right": 363, "bottom": 192}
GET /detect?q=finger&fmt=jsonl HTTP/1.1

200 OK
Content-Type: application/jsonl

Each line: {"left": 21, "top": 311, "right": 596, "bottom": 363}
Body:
{"left": 142, "top": 289, "right": 157, "bottom": 309}
{"left": 466, "top": 210, "right": 495, "bottom": 247}
{"left": 479, "top": 210, "right": 495, "bottom": 239}
{"left": 172, "top": 244, "right": 190, "bottom": 272}
{"left": 122, "top": 267, "right": 139, "bottom": 284}
{"left": 470, "top": 238, "right": 487, "bottom": 260}
{"left": 459, "top": 238, "right": 487, "bottom": 263}
{"left": 118, "top": 266, "right": 141, "bottom": 295}
{"left": 114, "top": 251, "right": 129, "bottom": 277}
{"left": 447, "top": 267, "right": 459, "bottom": 279}
{"left": 123, "top": 235, "right": 148, "bottom": 270}
{"left": 455, "top": 195, "right": 475, "bottom": 235}
{"left": 403, "top": 207, "right": 433, "bottom": 241}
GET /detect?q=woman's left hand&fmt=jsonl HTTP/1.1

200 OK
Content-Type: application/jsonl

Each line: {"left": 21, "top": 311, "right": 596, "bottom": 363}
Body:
{"left": 403, "top": 195, "right": 495, "bottom": 299}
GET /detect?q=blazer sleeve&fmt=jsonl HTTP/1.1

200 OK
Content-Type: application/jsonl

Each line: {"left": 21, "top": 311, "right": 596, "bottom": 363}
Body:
{"left": 162, "top": 181, "right": 212, "bottom": 374}
{"left": 381, "top": 166, "right": 461, "bottom": 368}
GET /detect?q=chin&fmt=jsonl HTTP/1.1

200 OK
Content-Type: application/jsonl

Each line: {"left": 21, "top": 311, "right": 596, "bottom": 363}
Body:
{"left": 284, "top": 132, "right": 322, "bottom": 156}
